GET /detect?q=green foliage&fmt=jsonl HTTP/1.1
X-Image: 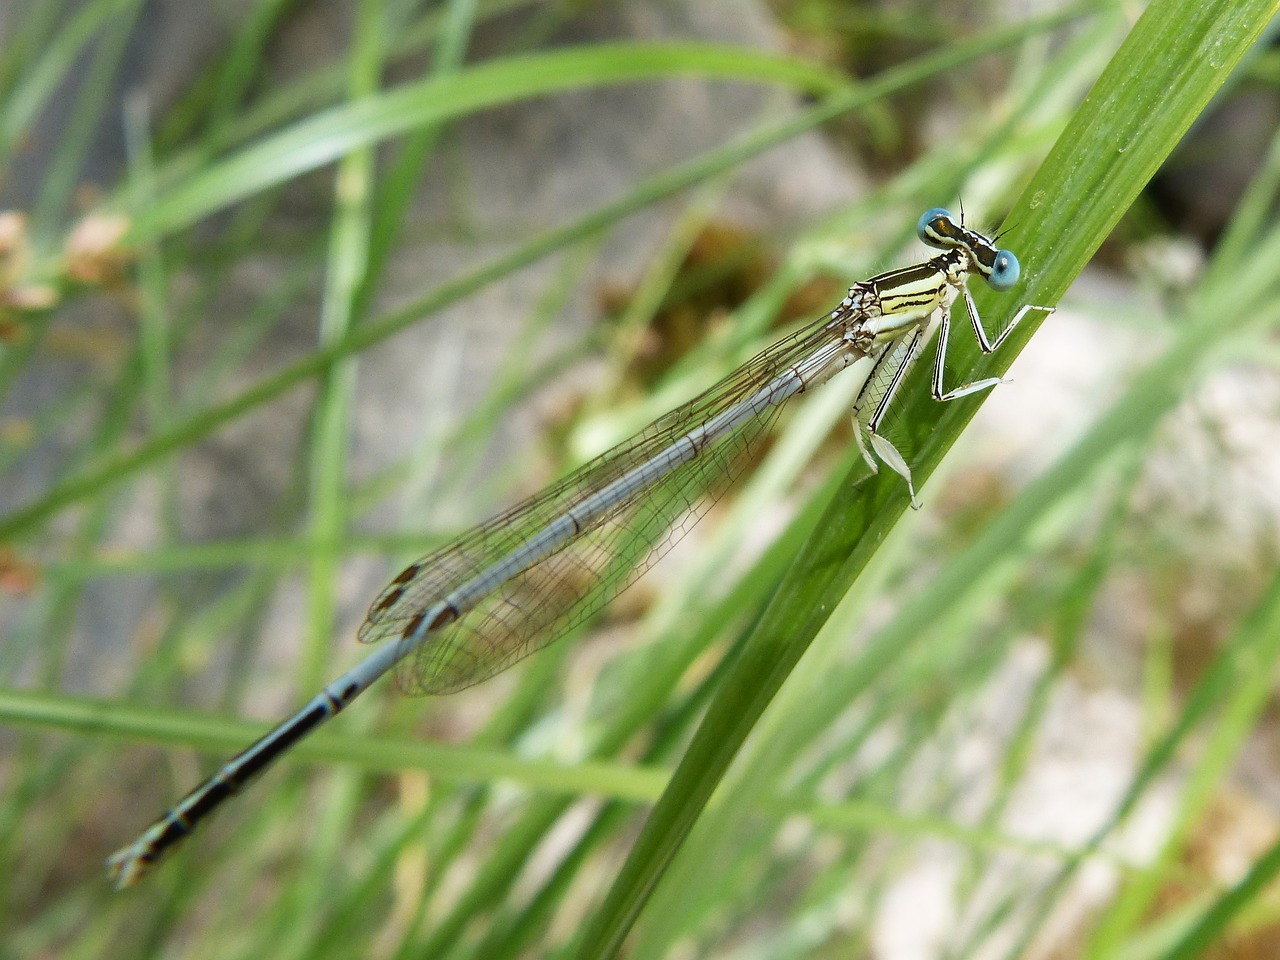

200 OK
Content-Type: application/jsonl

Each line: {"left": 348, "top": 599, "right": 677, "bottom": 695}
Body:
{"left": 3, "top": 0, "right": 1280, "bottom": 958}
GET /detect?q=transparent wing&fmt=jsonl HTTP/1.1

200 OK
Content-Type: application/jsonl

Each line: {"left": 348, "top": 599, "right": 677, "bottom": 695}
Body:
{"left": 358, "top": 311, "right": 850, "bottom": 695}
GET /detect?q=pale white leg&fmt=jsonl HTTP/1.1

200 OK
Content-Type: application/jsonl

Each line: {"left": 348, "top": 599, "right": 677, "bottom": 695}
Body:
{"left": 932, "top": 291, "right": 1054, "bottom": 401}
{"left": 861, "top": 328, "right": 927, "bottom": 509}
{"left": 857, "top": 295, "right": 1053, "bottom": 508}
{"left": 854, "top": 418, "right": 879, "bottom": 474}
{"left": 869, "top": 430, "right": 919, "bottom": 508}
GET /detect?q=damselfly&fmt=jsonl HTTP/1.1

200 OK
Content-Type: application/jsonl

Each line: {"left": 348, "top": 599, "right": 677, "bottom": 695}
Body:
{"left": 107, "top": 208, "right": 1051, "bottom": 888}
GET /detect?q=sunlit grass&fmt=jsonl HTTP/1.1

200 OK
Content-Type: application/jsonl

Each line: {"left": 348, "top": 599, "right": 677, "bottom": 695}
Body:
{"left": 3, "top": 1, "right": 1280, "bottom": 958}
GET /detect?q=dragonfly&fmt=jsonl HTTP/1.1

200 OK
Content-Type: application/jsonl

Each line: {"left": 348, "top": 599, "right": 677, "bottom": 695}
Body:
{"left": 107, "top": 207, "right": 1051, "bottom": 888}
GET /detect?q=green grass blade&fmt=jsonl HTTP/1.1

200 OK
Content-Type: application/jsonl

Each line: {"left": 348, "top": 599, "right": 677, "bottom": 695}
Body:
{"left": 129, "top": 42, "right": 850, "bottom": 239}
{"left": 0, "top": 13, "right": 1074, "bottom": 544}
{"left": 571, "top": 1, "right": 1280, "bottom": 955}
{"left": 1159, "top": 834, "right": 1280, "bottom": 960}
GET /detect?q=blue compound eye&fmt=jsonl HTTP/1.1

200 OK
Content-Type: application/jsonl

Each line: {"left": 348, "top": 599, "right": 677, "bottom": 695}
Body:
{"left": 916, "top": 207, "right": 954, "bottom": 245}
{"left": 988, "top": 249, "right": 1020, "bottom": 290}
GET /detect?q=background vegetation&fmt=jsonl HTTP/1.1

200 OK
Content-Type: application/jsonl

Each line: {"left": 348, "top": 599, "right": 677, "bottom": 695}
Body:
{"left": 2, "top": 0, "right": 1279, "bottom": 957}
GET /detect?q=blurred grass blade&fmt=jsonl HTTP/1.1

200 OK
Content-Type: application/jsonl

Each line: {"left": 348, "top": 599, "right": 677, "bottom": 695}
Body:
{"left": 1160, "top": 834, "right": 1280, "bottom": 960}
{"left": 131, "top": 42, "right": 850, "bottom": 239}
{"left": 0, "top": 13, "right": 1077, "bottom": 543}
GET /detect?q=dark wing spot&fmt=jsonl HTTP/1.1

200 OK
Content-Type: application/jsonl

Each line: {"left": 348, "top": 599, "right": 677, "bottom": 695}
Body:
{"left": 372, "top": 586, "right": 403, "bottom": 615}
{"left": 391, "top": 563, "right": 420, "bottom": 587}
{"left": 428, "top": 604, "right": 459, "bottom": 630}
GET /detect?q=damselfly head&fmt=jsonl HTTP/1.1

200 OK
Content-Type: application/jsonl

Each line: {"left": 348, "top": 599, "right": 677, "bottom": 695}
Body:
{"left": 984, "top": 249, "right": 1021, "bottom": 290}
{"left": 967, "top": 238, "right": 1022, "bottom": 290}
{"left": 916, "top": 208, "right": 1021, "bottom": 291}
{"left": 916, "top": 208, "right": 960, "bottom": 247}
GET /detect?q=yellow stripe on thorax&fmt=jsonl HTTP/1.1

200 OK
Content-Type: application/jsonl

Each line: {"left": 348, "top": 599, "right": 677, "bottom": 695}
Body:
{"left": 861, "top": 258, "right": 953, "bottom": 341}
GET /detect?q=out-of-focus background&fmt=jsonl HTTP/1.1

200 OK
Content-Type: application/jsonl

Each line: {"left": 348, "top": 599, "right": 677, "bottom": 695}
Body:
{"left": 3, "top": 1, "right": 1280, "bottom": 957}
